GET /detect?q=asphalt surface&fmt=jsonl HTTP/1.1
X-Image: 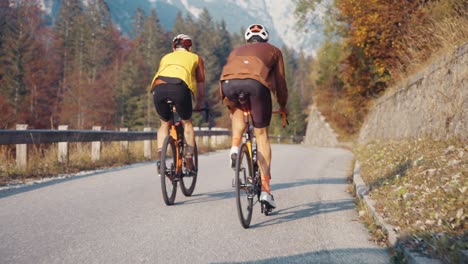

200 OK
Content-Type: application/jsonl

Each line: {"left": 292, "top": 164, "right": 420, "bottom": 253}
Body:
{"left": 0, "top": 144, "right": 390, "bottom": 264}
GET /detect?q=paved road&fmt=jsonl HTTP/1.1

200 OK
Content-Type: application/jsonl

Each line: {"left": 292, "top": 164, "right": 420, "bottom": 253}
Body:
{"left": 0, "top": 144, "right": 390, "bottom": 264}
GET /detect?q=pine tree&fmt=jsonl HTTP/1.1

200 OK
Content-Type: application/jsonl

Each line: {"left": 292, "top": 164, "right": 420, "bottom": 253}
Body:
{"left": 206, "top": 20, "right": 232, "bottom": 128}
{"left": 0, "top": 0, "right": 9, "bottom": 50}
{"left": 114, "top": 8, "right": 168, "bottom": 130}
{"left": 0, "top": 1, "right": 15, "bottom": 126}
{"left": 0, "top": 0, "right": 48, "bottom": 127}
{"left": 86, "top": 0, "right": 115, "bottom": 80}
{"left": 172, "top": 12, "right": 185, "bottom": 35}
{"left": 54, "top": 0, "right": 84, "bottom": 84}
{"left": 54, "top": 0, "right": 122, "bottom": 129}
{"left": 172, "top": 12, "right": 197, "bottom": 42}
{"left": 132, "top": 7, "right": 146, "bottom": 39}
{"left": 76, "top": 0, "right": 117, "bottom": 128}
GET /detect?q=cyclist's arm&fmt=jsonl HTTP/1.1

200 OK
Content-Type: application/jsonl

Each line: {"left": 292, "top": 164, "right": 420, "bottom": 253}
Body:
{"left": 275, "top": 50, "right": 288, "bottom": 111}
{"left": 195, "top": 56, "right": 206, "bottom": 109}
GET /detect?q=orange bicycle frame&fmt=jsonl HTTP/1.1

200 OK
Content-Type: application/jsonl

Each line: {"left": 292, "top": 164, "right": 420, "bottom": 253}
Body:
{"left": 170, "top": 121, "right": 183, "bottom": 174}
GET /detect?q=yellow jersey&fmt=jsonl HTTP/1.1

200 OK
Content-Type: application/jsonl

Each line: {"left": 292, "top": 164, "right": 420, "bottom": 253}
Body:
{"left": 151, "top": 50, "right": 202, "bottom": 95}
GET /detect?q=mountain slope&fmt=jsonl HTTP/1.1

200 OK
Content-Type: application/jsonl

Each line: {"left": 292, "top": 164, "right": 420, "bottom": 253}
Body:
{"left": 153, "top": 0, "right": 324, "bottom": 55}
{"left": 34, "top": 0, "right": 323, "bottom": 55}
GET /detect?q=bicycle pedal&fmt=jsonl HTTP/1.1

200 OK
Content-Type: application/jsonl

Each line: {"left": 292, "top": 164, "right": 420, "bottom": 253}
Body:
{"left": 155, "top": 161, "right": 161, "bottom": 177}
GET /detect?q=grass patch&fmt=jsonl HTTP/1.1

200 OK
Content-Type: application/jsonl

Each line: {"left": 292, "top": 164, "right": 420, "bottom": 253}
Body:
{"left": 354, "top": 137, "right": 467, "bottom": 263}
{"left": 356, "top": 199, "right": 388, "bottom": 247}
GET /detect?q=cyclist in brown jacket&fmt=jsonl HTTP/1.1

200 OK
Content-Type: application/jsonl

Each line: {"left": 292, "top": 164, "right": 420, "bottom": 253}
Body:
{"left": 219, "top": 24, "right": 288, "bottom": 209}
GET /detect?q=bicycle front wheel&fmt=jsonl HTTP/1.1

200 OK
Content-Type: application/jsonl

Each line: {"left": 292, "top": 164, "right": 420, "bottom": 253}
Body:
{"left": 180, "top": 142, "right": 198, "bottom": 196}
{"left": 235, "top": 143, "right": 254, "bottom": 228}
{"left": 160, "top": 136, "right": 178, "bottom": 205}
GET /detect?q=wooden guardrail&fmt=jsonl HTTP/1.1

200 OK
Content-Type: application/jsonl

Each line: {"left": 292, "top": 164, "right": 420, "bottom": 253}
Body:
{"left": 0, "top": 125, "right": 230, "bottom": 168}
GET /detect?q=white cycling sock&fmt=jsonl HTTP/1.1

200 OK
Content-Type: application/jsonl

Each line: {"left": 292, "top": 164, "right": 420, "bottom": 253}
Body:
{"left": 230, "top": 146, "right": 239, "bottom": 156}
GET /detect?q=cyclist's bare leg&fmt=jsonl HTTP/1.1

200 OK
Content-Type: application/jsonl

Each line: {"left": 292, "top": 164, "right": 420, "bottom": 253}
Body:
{"left": 253, "top": 127, "right": 272, "bottom": 194}
{"left": 181, "top": 119, "right": 195, "bottom": 170}
{"left": 157, "top": 120, "right": 171, "bottom": 159}
{"left": 231, "top": 107, "right": 246, "bottom": 147}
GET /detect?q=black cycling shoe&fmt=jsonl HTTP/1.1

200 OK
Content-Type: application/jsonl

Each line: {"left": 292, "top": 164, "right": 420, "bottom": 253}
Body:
{"left": 230, "top": 153, "right": 237, "bottom": 169}
{"left": 185, "top": 168, "right": 197, "bottom": 177}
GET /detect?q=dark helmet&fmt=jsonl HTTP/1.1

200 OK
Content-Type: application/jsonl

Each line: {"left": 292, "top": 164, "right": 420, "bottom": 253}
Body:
{"left": 172, "top": 34, "right": 192, "bottom": 50}
{"left": 244, "top": 24, "right": 269, "bottom": 43}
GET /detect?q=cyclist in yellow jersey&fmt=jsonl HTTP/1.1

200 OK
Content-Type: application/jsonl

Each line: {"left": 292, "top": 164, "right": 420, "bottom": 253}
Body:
{"left": 150, "top": 34, "right": 205, "bottom": 172}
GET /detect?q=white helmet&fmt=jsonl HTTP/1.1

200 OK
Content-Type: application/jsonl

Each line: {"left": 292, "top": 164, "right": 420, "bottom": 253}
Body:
{"left": 172, "top": 34, "right": 192, "bottom": 49}
{"left": 244, "top": 24, "right": 269, "bottom": 42}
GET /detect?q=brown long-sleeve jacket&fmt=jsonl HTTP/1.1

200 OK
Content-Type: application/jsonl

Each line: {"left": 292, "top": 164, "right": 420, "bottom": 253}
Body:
{"left": 219, "top": 42, "right": 288, "bottom": 107}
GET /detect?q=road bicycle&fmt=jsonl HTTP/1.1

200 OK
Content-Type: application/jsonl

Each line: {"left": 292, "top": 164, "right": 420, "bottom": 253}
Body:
{"left": 159, "top": 99, "right": 208, "bottom": 205}
{"left": 233, "top": 92, "right": 287, "bottom": 228}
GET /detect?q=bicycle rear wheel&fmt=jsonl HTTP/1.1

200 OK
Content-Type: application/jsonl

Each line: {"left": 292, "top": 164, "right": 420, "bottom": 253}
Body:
{"left": 160, "top": 136, "right": 178, "bottom": 205}
{"left": 180, "top": 142, "right": 198, "bottom": 196}
{"left": 235, "top": 143, "right": 254, "bottom": 228}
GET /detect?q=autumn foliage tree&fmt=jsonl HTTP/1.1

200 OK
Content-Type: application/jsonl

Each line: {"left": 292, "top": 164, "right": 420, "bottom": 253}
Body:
{"left": 0, "top": 0, "right": 60, "bottom": 128}
{"left": 296, "top": 0, "right": 467, "bottom": 138}
{"left": 337, "top": 0, "right": 423, "bottom": 98}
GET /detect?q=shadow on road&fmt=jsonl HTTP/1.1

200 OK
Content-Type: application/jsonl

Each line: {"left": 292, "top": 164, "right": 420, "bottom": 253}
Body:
{"left": 212, "top": 247, "right": 390, "bottom": 264}
{"left": 251, "top": 198, "right": 356, "bottom": 228}
{"left": 271, "top": 177, "right": 347, "bottom": 192}
{"left": 175, "top": 178, "right": 347, "bottom": 208}
{"left": 175, "top": 189, "right": 236, "bottom": 205}
{"left": 175, "top": 177, "right": 349, "bottom": 207}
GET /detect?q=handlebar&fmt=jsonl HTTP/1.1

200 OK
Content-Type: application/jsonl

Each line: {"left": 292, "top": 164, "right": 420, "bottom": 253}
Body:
{"left": 272, "top": 110, "right": 289, "bottom": 128}
{"left": 193, "top": 107, "right": 210, "bottom": 123}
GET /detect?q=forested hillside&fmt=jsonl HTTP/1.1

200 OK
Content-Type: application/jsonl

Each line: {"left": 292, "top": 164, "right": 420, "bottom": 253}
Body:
{"left": 296, "top": 0, "right": 467, "bottom": 140}
{"left": 0, "top": 0, "right": 313, "bottom": 138}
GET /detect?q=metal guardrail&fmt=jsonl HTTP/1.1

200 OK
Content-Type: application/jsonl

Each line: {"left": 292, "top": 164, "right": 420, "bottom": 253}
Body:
{"left": 269, "top": 135, "right": 304, "bottom": 144}
{"left": 0, "top": 129, "right": 230, "bottom": 145}
{"left": 1, "top": 127, "right": 231, "bottom": 168}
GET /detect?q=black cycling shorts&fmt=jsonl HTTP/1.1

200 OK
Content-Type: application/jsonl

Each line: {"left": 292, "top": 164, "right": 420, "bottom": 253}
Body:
{"left": 221, "top": 78, "right": 272, "bottom": 128}
{"left": 153, "top": 81, "right": 193, "bottom": 121}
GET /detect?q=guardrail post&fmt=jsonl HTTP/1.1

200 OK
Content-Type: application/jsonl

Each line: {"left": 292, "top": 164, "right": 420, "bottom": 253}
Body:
{"left": 16, "top": 124, "right": 28, "bottom": 169}
{"left": 58, "top": 125, "right": 69, "bottom": 164}
{"left": 91, "top": 126, "right": 101, "bottom": 162}
{"left": 201, "top": 127, "right": 209, "bottom": 147}
{"left": 223, "top": 128, "right": 230, "bottom": 146}
{"left": 210, "top": 127, "right": 218, "bottom": 147}
{"left": 194, "top": 127, "right": 200, "bottom": 146}
{"left": 120, "top": 128, "right": 129, "bottom": 152}
{"left": 212, "top": 127, "right": 227, "bottom": 147}
{"left": 144, "top": 127, "right": 152, "bottom": 159}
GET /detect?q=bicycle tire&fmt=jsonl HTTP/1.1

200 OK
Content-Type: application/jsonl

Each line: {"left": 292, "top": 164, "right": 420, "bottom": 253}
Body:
{"left": 235, "top": 143, "right": 254, "bottom": 228}
{"left": 160, "top": 136, "right": 178, "bottom": 205}
{"left": 180, "top": 142, "right": 198, "bottom": 196}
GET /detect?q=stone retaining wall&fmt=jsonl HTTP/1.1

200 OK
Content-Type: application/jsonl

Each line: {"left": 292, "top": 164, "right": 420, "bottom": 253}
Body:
{"left": 303, "top": 104, "right": 338, "bottom": 147}
{"left": 359, "top": 42, "right": 468, "bottom": 143}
